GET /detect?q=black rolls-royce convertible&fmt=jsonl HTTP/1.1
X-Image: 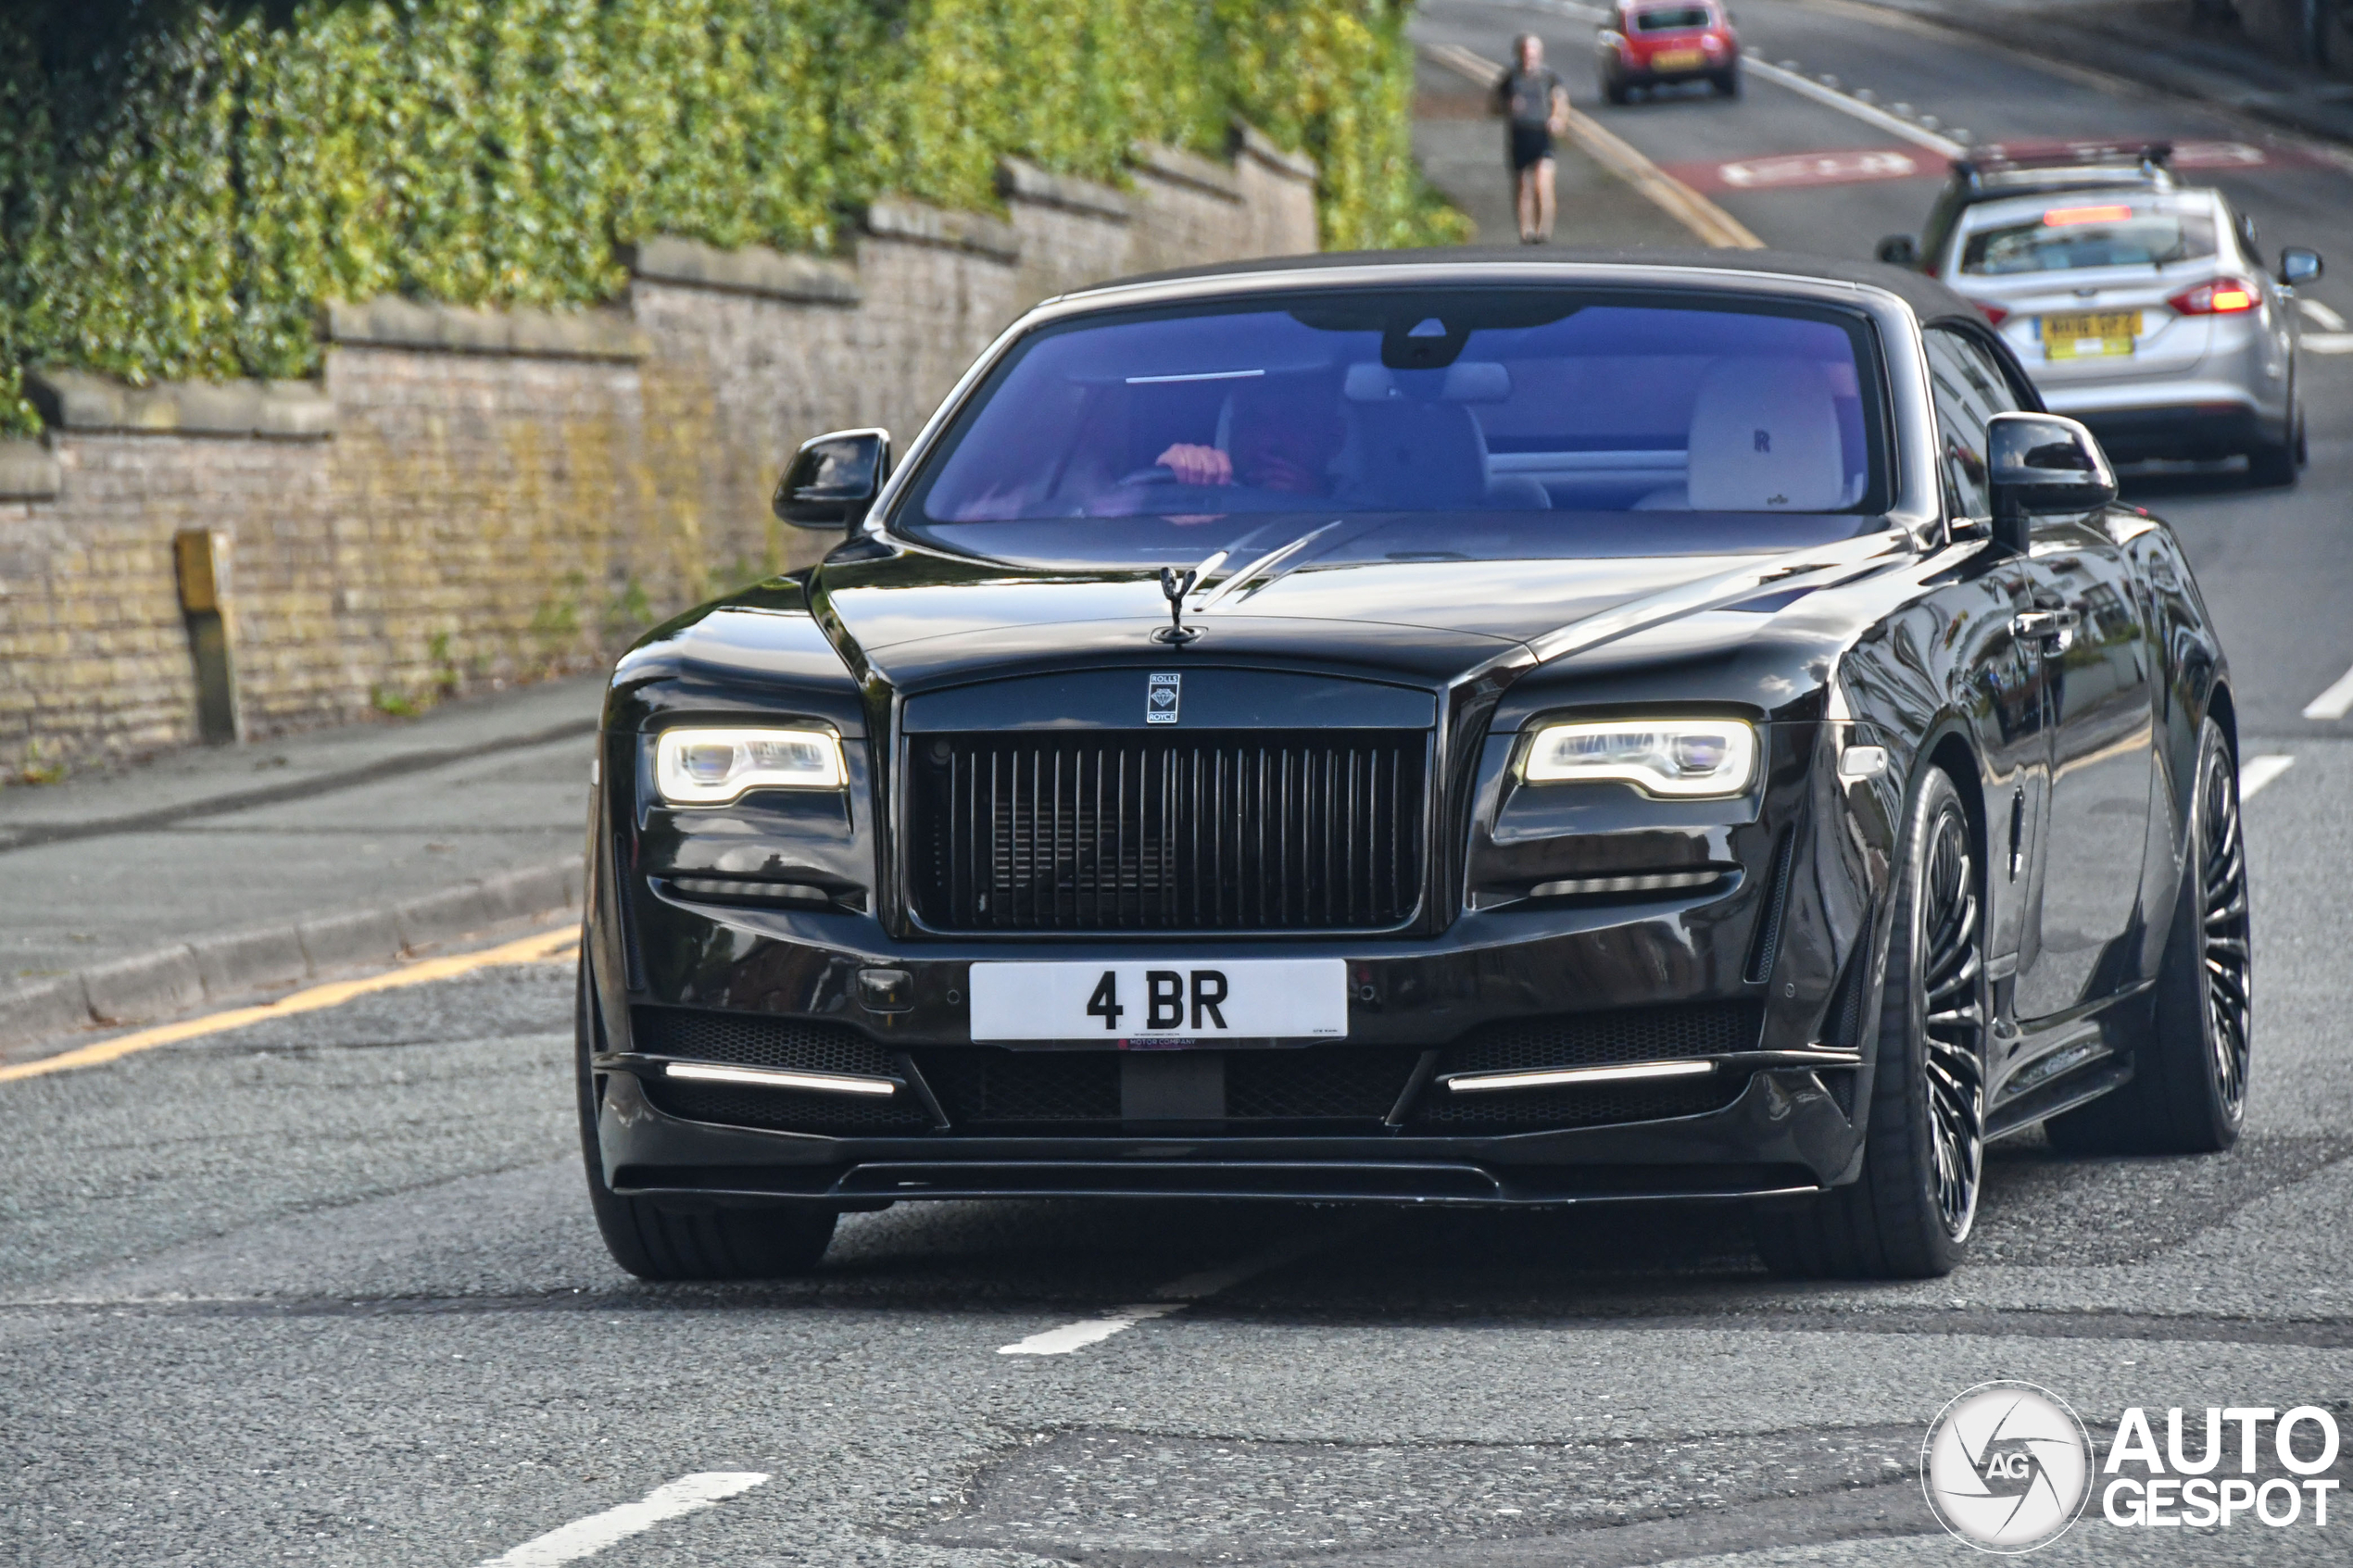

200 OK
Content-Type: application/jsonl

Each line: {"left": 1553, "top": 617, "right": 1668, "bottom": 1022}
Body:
{"left": 578, "top": 248, "right": 2250, "bottom": 1281}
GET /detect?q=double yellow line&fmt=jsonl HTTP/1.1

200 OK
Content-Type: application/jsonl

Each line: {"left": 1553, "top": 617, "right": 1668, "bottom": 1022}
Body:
{"left": 0, "top": 925, "right": 581, "bottom": 1085}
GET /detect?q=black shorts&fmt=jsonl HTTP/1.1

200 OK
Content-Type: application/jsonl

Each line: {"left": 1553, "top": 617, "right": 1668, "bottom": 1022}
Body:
{"left": 1510, "top": 124, "right": 1554, "bottom": 170}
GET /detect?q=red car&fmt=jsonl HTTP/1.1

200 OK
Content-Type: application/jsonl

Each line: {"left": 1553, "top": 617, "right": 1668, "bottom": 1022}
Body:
{"left": 1597, "top": 1, "right": 1742, "bottom": 103}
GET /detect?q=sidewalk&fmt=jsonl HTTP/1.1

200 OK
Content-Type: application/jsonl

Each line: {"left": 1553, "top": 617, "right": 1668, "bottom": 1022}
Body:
{"left": 1412, "top": 53, "right": 1704, "bottom": 247}
{"left": 1834, "top": 0, "right": 2353, "bottom": 149}
{"left": 0, "top": 676, "right": 602, "bottom": 1052}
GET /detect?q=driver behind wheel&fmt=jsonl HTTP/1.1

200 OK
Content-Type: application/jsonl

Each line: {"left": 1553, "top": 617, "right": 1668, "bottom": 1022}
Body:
{"left": 1154, "top": 383, "right": 1347, "bottom": 495}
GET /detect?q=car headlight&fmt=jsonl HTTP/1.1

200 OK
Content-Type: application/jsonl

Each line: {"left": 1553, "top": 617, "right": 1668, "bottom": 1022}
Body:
{"left": 653, "top": 727, "right": 844, "bottom": 804}
{"left": 1521, "top": 719, "right": 1758, "bottom": 797}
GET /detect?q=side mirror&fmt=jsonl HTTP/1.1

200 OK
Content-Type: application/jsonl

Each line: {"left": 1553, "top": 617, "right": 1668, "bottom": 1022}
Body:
{"left": 1875, "top": 234, "right": 1919, "bottom": 269}
{"left": 2280, "top": 245, "right": 2322, "bottom": 286}
{"left": 1986, "top": 412, "right": 2117, "bottom": 547}
{"left": 774, "top": 428, "right": 889, "bottom": 530}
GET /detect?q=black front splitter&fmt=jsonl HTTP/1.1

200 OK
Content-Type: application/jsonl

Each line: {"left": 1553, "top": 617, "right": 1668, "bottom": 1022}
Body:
{"left": 596, "top": 1066, "right": 1857, "bottom": 1209}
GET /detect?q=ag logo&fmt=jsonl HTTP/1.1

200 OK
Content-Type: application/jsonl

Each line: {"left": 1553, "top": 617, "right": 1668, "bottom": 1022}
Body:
{"left": 1147, "top": 672, "right": 1180, "bottom": 725}
{"left": 1923, "top": 1382, "right": 2092, "bottom": 1552}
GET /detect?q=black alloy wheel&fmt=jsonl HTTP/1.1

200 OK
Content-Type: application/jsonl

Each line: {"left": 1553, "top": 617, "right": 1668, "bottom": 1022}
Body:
{"left": 575, "top": 956, "right": 838, "bottom": 1280}
{"left": 1917, "top": 789, "right": 1988, "bottom": 1236}
{"left": 1756, "top": 767, "right": 1986, "bottom": 1278}
{"left": 2047, "top": 717, "right": 2249, "bottom": 1154}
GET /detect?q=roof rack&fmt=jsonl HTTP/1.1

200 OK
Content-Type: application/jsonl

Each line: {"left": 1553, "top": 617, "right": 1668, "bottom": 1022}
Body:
{"left": 1949, "top": 141, "right": 2174, "bottom": 188}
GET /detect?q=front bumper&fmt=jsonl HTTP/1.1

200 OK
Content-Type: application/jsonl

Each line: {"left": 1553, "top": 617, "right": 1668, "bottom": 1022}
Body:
{"left": 586, "top": 882, "right": 1877, "bottom": 1208}
{"left": 596, "top": 1063, "right": 1851, "bottom": 1208}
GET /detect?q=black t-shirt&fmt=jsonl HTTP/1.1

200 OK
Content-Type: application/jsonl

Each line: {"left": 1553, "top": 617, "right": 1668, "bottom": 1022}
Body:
{"left": 1495, "top": 68, "right": 1567, "bottom": 127}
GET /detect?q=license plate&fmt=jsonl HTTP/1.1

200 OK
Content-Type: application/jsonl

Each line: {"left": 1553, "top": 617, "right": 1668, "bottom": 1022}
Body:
{"left": 968, "top": 960, "right": 1348, "bottom": 1044}
{"left": 1651, "top": 48, "right": 1705, "bottom": 70}
{"left": 2042, "top": 309, "right": 2139, "bottom": 359}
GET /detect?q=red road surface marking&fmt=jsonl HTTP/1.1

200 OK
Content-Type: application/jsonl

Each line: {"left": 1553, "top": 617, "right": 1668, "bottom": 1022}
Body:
{"left": 1668, "top": 146, "right": 1928, "bottom": 193}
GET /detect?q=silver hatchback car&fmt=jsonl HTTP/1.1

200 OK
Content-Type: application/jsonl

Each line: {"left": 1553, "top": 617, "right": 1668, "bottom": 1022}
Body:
{"left": 1938, "top": 185, "right": 2321, "bottom": 484}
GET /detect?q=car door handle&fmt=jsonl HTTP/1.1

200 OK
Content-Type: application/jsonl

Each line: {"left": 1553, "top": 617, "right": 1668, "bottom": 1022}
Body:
{"left": 2013, "top": 608, "right": 2080, "bottom": 655}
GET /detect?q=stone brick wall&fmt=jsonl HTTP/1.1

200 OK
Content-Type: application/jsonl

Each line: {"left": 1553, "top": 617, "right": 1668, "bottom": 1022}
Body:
{"left": 0, "top": 130, "right": 1317, "bottom": 773}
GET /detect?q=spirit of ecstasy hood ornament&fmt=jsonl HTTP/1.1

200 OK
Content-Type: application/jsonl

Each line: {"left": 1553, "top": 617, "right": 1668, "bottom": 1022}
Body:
{"left": 1152, "top": 566, "right": 1202, "bottom": 645}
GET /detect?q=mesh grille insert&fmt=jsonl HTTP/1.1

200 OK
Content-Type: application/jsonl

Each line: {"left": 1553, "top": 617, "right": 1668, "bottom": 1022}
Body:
{"left": 629, "top": 1008, "right": 929, "bottom": 1135}
{"left": 629, "top": 1007, "right": 899, "bottom": 1077}
{"left": 1412, "top": 1003, "right": 1762, "bottom": 1132}
{"left": 1226, "top": 1047, "right": 1423, "bottom": 1121}
{"left": 646, "top": 1076, "right": 930, "bottom": 1134}
{"left": 914, "top": 1050, "right": 1125, "bottom": 1125}
{"left": 1441, "top": 1002, "right": 1762, "bottom": 1076}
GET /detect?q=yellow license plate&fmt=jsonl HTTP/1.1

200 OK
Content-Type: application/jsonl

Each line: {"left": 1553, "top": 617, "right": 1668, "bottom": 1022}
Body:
{"left": 2043, "top": 309, "right": 2139, "bottom": 359}
{"left": 1651, "top": 48, "right": 1705, "bottom": 70}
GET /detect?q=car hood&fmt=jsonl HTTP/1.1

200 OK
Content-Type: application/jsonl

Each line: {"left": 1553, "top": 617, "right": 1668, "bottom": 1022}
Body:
{"left": 809, "top": 520, "right": 1907, "bottom": 693}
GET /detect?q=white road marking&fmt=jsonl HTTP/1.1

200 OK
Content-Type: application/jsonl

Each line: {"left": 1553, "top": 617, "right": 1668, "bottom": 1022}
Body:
{"left": 999, "top": 1304, "right": 1183, "bottom": 1356}
{"left": 2296, "top": 297, "right": 2347, "bottom": 331}
{"left": 475, "top": 1473, "right": 768, "bottom": 1567}
{"left": 996, "top": 1229, "right": 1358, "bottom": 1356}
{"left": 1743, "top": 59, "right": 1967, "bottom": 157}
{"left": 2300, "top": 331, "right": 2353, "bottom": 355}
{"left": 2304, "top": 660, "right": 2353, "bottom": 721}
{"left": 2240, "top": 754, "right": 2296, "bottom": 799}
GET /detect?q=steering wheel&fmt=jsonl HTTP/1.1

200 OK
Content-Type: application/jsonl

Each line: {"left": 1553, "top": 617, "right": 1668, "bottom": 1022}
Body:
{"left": 1116, "top": 464, "right": 1179, "bottom": 486}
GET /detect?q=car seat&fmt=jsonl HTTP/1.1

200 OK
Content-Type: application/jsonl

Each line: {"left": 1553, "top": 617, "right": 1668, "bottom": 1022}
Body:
{"left": 1334, "top": 361, "right": 1552, "bottom": 510}
{"left": 1635, "top": 358, "right": 1846, "bottom": 511}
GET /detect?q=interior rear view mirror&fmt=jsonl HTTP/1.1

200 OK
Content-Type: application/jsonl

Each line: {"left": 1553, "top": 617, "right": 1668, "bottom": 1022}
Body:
{"left": 774, "top": 428, "right": 890, "bottom": 531}
{"left": 2280, "top": 246, "right": 2322, "bottom": 286}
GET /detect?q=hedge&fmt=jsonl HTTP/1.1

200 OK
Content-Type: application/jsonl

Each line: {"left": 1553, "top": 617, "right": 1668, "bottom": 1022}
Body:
{"left": 0, "top": 0, "right": 1465, "bottom": 434}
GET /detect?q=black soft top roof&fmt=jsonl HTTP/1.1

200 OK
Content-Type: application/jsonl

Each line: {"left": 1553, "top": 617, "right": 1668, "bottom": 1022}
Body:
{"left": 1067, "top": 244, "right": 1988, "bottom": 331}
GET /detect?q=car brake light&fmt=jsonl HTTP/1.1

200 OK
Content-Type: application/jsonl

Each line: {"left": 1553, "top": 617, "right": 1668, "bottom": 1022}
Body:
{"left": 2168, "top": 279, "right": 2258, "bottom": 315}
{"left": 1973, "top": 302, "right": 2009, "bottom": 326}
{"left": 2043, "top": 204, "right": 2133, "bottom": 226}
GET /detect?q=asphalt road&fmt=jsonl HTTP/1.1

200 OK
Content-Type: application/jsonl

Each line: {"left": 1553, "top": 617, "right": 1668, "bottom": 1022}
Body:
{"left": 7, "top": 6, "right": 2353, "bottom": 1564}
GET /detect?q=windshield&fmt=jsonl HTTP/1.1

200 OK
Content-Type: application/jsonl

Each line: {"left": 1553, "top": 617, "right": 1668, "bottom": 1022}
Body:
{"left": 1960, "top": 207, "right": 2215, "bottom": 274}
{"left": 907, "top": 290, "right": 1887, "bottom": 539}
{"left": 1634, "top": 6, "right": 1715, "bottom": 31}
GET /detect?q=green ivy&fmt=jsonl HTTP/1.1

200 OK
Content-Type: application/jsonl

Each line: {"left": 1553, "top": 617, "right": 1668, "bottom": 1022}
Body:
{"left": 0, "top": 0, "right": 1462, "bottom": 437}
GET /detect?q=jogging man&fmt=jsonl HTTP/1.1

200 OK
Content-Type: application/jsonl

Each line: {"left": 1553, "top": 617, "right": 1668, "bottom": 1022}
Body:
{"left": 1492, "top": 33, "right": 1570, "bottom": 244}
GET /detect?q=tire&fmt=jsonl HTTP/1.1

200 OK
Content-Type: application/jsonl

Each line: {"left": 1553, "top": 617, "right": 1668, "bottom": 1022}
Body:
{"left": 2045, "top": 719, "right": 2248, "bottom": 1155}
{"left": 1755, "top": 767, "right": 1987, "bottom": 1279}
{"left": 576, "top": 958, "right": 838, "bottom": 1280}
{"left": 1713, "top": 68, "right": 1742, "bottom": 98}
{"left": 2246, "top": 438, "right": 2296, "bottom": 487}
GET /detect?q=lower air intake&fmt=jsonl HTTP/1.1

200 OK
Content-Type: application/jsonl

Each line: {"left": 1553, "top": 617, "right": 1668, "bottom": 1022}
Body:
{"left": 1411, "top": 1003, "right": 1762, "bottom": 1132}
{"left": 629, "top": 1007, "right": 930, "bottom": 1135}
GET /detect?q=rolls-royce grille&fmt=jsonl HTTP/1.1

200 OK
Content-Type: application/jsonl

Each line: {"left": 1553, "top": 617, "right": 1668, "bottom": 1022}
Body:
{"left": 906, "top": 730, "right": 1428, "bottom": 933}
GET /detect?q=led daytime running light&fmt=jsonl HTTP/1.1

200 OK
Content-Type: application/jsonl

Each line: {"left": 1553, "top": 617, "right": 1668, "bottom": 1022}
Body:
{"left": 1521, "top": 720, "right": 1758, "bottom": 797}
{"left": 654, "top": 727, "right": 845, "bottom": 804}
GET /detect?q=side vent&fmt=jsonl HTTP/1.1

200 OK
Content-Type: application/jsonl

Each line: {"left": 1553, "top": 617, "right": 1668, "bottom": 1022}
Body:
{"left": 1818, "top": 937, "right": 1875, "bottom": 1117}
{"left": 1744, "top": 830, "right": 1797, "bottom": 985}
